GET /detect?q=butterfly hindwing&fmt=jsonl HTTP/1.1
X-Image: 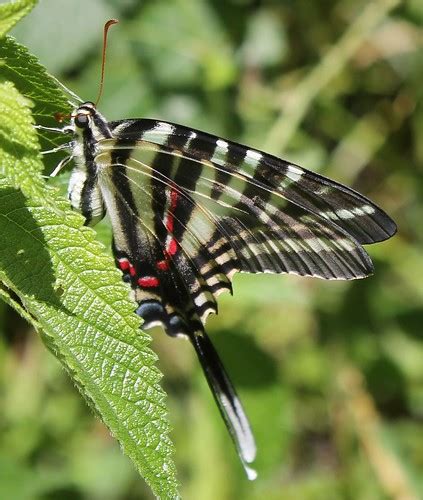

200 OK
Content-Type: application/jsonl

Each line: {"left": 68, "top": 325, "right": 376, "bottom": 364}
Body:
{"left": 101, "top": 136, "right": 257, "bottom": 475}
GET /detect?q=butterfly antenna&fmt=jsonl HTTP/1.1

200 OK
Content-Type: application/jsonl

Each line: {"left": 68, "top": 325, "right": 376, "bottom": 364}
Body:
{"left": 54, "top": 19, "right": 118, "bottom": 122}
{"left": 95, "top": 18, "right": 119, "bottom": 107}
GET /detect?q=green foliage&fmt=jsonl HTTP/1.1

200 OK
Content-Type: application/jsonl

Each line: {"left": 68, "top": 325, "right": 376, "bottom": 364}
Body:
{"left": 0, "top": 80, "right": 43, "bottom": 196}
{"left": 0, "top": 36, "right": 71, "bottom": 132}
{"left": 1, "top": 0, "right": 422, "bottom": 499}
{"left": 0, "top": 0, "right": 36, "bottom": 37}
{"left": 0, "top": 3, "right": 178, "bottom": 499}
{"left": 0, "top": 35, "right": 72, "bottom": 173}
{"left": 0, "top": 179, "right": 178, "bottom": 499}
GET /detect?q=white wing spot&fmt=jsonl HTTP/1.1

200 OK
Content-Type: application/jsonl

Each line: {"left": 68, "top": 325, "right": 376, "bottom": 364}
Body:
{"left": 113, "top": 122, "right": 131, "bottom": 135}
{"left": 336, "top": 209, "right": 354, "bottom": 220}
{"left": 155, "top": 122, "right": 175, "bottom": 135}
{"left": 335, "top": 205, "right": 376, "bottom": 220}
{"left": 142, "top": 122, "right": 175, "bottom": 144}
{"left": 215, "top": 253, "right": 233, "bottom": 266}
{"left": 246, "top": 149, "right": 262, "bottom": 162}
{"left": 362, "top": 205, "right": 375, "bottom": 214}
{"left": 286, "top": 165, "right": 303, "bottom": 182}
{"left": 211, "top": 139, "right": 229, "bottom": 163}
{"left": 216, "top": 139, "right": 229, "bottom": 152}
{"left": 193, "top": 294, "right": 211, "bottom": 308}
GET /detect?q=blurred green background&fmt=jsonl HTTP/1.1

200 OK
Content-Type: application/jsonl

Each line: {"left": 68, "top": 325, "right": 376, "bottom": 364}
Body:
{"left": 1, "top": 0, "right": 422, "bottom": 498}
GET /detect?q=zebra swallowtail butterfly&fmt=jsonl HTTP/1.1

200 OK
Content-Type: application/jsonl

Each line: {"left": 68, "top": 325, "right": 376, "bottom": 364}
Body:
{"left": 44, "top": 20, "right": 396, "bottom": 480}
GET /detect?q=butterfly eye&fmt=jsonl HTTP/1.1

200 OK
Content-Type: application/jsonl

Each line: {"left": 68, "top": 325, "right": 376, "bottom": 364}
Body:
{"left": 74, "top": 113, "right": 90, "bottom": 129}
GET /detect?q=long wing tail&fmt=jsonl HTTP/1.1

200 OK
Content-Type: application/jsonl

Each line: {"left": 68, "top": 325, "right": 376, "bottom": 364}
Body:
{"left": 188, "top": 330, "right": 257, "bottom": 480}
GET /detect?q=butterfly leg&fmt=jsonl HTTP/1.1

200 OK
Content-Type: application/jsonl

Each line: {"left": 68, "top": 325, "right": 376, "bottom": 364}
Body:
{"left": 34, "top": 124, "right": 74, "bottom": 134}
{"left": 49, "top": 156, "right": 74, "bottom": 177}
{"left": 40, "top": 143, "right": 73, "bottom": 156}
{"left": 188, "top": 329, "right": 257, "bottom": 480}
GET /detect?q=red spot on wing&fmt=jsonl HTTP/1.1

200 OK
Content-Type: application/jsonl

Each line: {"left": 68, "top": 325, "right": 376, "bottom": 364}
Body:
{"left": 168, "top": 238, "right": 178, "bottom": 256}
{"left": 166, "top": 218, "right": 174, "bottom": 233}
{"left": 170, "top": 188, "right": 178, "bottom": 210}
{"left": 165, "top": 188, "right": 179, "bottom": 233}
{"left": 118, "top": 258, "right": 136, "bottom": 276}
{"left": 160, "top": 187, "right": 179, "bottom": 261}
{"left": 118, "top": 258, "right": 130, "bottom": 270}
{"left": 137, "top": 276, "right": 160, "bottom": 288}
{"left": 156, "top": 259, "right": 169, "bottom": 271}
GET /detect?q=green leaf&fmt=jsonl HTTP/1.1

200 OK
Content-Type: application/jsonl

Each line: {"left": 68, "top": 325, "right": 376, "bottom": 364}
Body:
{"left": 0, "top": 26, "right": 178, "bottom": 500}
{"left": 0, "top": 0, "right": 36, "bottom": 38}
{"left": 0, "top": 80, "right": 46, "bottom": 199}
{"left": 0, "top": 282, "right": 40, "bottom": 328}
{"left": 0, "top": 36, "right": 71, "bottom": 119}
{"left": 0, "top": 35, "right": 73, "bottom": 158}
{"left": 0, "top": 178, "right": 178, "bottom": 498}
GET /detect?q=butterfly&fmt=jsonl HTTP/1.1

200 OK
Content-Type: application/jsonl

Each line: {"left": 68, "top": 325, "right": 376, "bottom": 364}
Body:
{"left": 43, "top": 20, "right": 396, "bottom": 480}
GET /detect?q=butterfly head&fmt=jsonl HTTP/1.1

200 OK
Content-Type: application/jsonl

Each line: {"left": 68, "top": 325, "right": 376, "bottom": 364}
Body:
{"left": 70, "top": 102, "right": 111, "bottom": 143}
{"left": 72, "top": 102, "right": 96, "bottom": 131}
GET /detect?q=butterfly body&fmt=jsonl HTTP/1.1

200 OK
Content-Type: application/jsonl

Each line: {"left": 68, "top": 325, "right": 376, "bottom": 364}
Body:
{"left": 63, "top": 100, "right": 396, "bottom": 479}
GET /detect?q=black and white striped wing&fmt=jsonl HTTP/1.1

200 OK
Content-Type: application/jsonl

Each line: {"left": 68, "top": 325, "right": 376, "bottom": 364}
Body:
{"left": 92, "top": 118, "right": 395, "bottom": 478}
{"left": 95, "top": 118, "right": 396, "bottom": 330}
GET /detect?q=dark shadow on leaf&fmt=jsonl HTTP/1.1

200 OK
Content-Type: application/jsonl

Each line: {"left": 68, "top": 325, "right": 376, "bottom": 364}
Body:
{"left": 0, "top": 130, "right": 37, "bottom": 160}
{"left": 0, "top": 184, "right": 66, "bottom": 310}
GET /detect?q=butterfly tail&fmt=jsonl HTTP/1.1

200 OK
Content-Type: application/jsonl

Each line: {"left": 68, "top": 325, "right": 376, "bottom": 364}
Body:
{"left": 188, "top": 330, "right": 257, "bottom": 480}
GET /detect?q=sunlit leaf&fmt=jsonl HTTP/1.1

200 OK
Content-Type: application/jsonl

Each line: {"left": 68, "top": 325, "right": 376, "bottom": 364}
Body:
{"left": 0, "top": 0, "right": 36, "bottom": 38}
{"left": 0, "top": 25, "right": 178, "bottom": 499}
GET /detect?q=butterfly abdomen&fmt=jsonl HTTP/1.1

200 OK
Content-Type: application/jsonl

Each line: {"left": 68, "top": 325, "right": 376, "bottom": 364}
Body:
{"left": 68, "top": 166, "right": 107, "bottom": 226}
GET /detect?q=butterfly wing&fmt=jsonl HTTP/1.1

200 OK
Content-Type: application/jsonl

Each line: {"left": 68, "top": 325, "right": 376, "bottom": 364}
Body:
{"left": 95, "top": 121, "right": 262, "bottom": 476}
{"left": 93, "top": 118, "right": 395, "bottom": 477}
{"left": 96, "top": 119, "right": 396, "bottom": 321}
